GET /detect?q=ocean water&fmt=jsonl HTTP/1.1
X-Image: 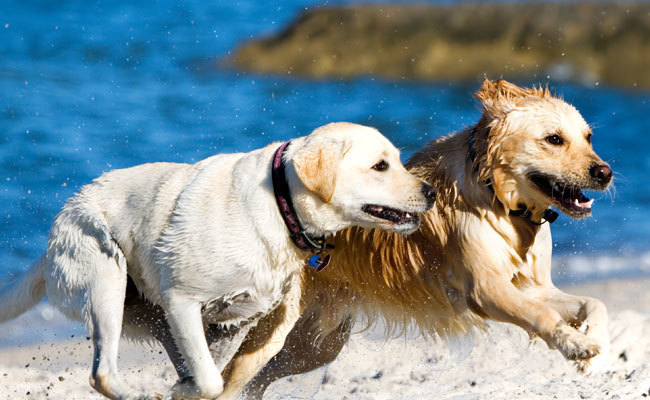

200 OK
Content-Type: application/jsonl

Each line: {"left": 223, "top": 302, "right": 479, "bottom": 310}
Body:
{"left": 1, "top": 0, "right": 649, "bottom": 286}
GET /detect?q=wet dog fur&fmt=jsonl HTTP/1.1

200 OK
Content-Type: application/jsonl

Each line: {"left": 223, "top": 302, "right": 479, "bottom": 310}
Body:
{"left": 222, "top": 79, "right": 614, "bottom": 399}
{"left": 0, "top": 122, "right": 434, "bottom": 399}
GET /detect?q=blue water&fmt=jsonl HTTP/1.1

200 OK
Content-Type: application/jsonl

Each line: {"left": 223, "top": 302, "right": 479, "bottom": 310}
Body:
{"left": 1, "top": 0, "right": 649, "bottom": 285}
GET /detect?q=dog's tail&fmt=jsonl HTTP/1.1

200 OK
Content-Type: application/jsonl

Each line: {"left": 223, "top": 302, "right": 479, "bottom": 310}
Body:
{"left": 0, "top": 254, "right": 46, "bottom": 322}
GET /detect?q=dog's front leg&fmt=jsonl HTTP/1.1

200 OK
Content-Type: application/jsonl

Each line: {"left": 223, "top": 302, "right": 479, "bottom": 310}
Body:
{"left": 164, "top": 292, "right": 224, "bottom": 399}
{"left": 468, "top": 277, "right": 601, "bottom": 362}
{"left": 216, "top": 275, "right": 303, "bottom": 400}
{"left": 530, "top": 287, "right": 610, "bottom": 373}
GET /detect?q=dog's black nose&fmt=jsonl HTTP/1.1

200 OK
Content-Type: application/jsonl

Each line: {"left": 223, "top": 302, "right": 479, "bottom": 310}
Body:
{"left": 421, "top": 183, "right": 436, "bottom": 202}
{"left": 589, "top": 164, "right": 613, "bottom": 184}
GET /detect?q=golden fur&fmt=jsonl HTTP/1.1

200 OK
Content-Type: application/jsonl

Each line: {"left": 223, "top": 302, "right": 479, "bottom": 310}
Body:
{"left": 213, "top": 79, "right": 615, "bottom": 399}
{"left": 299, "top": 79, "right": 607, "bottom": 341}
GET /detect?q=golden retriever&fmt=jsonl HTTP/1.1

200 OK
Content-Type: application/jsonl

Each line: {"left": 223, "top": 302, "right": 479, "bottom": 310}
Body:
{"left": 216, "top": 79, "right": 613, "bottom": 399}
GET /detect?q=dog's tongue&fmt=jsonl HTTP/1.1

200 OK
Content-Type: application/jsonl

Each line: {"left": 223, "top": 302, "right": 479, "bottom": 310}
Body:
{"left": 574, "top": 198, "right": 594, "bottom": 209}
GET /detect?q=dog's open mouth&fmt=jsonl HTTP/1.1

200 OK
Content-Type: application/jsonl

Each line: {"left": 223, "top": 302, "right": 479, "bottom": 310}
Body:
{"left": 530, "top": 173, "right": 594, "bottom": 216}
{"left": 361, "top": 204, "right": 419, "bottom": 226}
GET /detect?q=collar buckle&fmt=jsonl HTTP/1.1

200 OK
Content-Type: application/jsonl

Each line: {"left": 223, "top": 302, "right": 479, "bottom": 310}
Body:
{"left": 510, "top": 205, "right": 558, "bottom": 225}
{"left": 541, "top": 208, "right": 559, "bottom": 224}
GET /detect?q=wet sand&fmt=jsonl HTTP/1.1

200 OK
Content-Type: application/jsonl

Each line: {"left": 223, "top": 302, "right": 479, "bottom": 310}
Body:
{"left": 1, "top": 279, "right": 649, "bottom": 399}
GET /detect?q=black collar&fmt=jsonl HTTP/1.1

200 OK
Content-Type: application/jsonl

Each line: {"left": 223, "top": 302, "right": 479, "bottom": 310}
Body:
{"left": 271, "top": 141, "right": 333, "bottom": 271}
{"left": 468, "top": 127, "right": 558, "bottom": 225}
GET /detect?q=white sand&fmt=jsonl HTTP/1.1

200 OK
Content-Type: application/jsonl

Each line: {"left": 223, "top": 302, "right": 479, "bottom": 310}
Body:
{"left": 1, "top": 279, "right": 649, "bottom": 399}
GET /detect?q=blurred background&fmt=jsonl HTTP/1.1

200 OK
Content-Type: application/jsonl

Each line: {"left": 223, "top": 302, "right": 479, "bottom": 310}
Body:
{"left": 1, "top": 0, "right": 649, "bottom": 286}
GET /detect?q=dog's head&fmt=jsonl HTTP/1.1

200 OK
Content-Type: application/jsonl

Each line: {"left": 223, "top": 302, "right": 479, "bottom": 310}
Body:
{"left": 473, "top": 78, "right": 612, "bottom": 219}
{"left": 289, "top": 122, "right": 435, "bottom": 235}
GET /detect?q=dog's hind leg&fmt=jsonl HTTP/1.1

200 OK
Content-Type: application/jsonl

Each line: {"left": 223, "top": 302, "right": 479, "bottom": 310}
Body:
{"left": 216, "top": 276, "right": 307, "bottom": 400}
{"left": 241, "top": 313, "right": 352, "bottom": 400}
{"left": 87, "top": 253, "right": 163, "bottom": 399}
{"left": 47, "top": 202, "right": 161, "bottom": 400}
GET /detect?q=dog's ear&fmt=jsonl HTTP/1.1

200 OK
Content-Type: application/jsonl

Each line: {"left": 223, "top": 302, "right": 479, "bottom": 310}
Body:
{"left": 476, "top": 78, "right": 553, "bottom": 118}
{"left": 292, "top": 140, "right": 345, "bottom": 203}
{"left": 475, "top": 78, "right": 528, "bottom": 118}
{"left": 491, "top": 166, "right": 520, "bottom": 211}
{"left": 526, "top": 85, "right": 552, "bottom": 99}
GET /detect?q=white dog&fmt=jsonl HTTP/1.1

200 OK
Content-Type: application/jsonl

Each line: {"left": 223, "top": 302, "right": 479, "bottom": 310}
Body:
{"left": 0, "top": 122, "right": 435, "bottom": 399}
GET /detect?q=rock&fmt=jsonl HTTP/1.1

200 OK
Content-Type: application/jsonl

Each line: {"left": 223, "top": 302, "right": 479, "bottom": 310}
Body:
{"left": 231, "top": 2, "right": 650, "bottom": 89}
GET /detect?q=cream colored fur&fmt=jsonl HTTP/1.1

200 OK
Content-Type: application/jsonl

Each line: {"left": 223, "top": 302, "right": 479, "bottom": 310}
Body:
{"left": 0, "top": 122, "right": 433, "bottom": 399}
{"left": 223, "top": 79, "right": 613, "bottom": 399}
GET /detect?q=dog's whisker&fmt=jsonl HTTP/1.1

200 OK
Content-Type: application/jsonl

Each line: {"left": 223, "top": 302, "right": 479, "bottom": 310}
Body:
{"left": 605, "top": 184, "right": 617, "bottom": 203}
{"left": 605, "top": 171, "right": 626, "bottom": 203}
{"left": 611, "top": 171, "right": 628, "bottom": 185}
{"left": 589, "top": 121, "right": 603, "bottom": 130}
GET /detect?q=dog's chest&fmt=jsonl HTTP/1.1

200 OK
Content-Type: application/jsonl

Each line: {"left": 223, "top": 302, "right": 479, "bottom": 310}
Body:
{"left": 199, "top": 269, "right": 296, "bottom": 327}
{"left": 151, "top": 150, "right": 305, "bottom": 326}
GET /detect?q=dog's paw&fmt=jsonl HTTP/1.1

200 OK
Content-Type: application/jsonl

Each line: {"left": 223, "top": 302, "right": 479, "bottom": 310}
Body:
{"left": 171, "top": 376, "right": 223, "bottom": 400}
{"left": 552, "top": 322, "right": 600, "bottom": 360}
{"left": 91, "top": 372, "right": 163, "bottom": 400}
{"left": 573, "top": 339, "right": 611, "bottom": 375}
{"left": 574, "top": 353, "right": 605, "bottom": 375}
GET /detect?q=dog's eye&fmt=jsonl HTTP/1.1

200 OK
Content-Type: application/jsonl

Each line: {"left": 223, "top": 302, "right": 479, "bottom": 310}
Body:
{"left": 545, "top": 134, "right": 564, "bottom": 146}
{"left": 586, "top": 133, "right": 592, "bottom": 144}
{"left": 372, "top": 160, "right": 389, "bottom": 171}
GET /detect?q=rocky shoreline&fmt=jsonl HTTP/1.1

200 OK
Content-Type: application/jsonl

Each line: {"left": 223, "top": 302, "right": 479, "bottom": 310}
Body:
{"left": 231, "top": 2, "right": 650, "bottom": 89}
